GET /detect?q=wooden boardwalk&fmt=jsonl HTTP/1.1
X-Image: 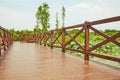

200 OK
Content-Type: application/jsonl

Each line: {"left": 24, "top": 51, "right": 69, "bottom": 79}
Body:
{"left": 0, "top": 42, "right": 120, "bottom": 80}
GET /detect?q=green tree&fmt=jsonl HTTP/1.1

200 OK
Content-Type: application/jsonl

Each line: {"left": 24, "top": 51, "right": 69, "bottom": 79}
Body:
{"left": 33, "top": 25, "right": 41, "bottom": 33}
{"left": 55, "top": 12, "right": 59, "bottom": 34}
{"left": 9, "top": 28, "right": 18, "bottom": 41}
{"left": 34, "top": 19, "right": 41, "bottom": 34}
{"left": 36, "top": 3, "right": 50, "bottom": 32}
{"left": 62, "top": 6, "right": 65, "bottom": 27}
{"left": 55, "top": 12, "right": 59, "bottom": 29}
{"left": 20, "top": 29, "right": 32, "bottom": 34}
{"left": 9, "top": 28, "right": 15, "bottom": 34}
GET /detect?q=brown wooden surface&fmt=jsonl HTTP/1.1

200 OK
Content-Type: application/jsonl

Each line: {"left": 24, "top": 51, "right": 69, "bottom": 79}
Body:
{"left": 0, "top": 42, "right": 120, "bottom": 80}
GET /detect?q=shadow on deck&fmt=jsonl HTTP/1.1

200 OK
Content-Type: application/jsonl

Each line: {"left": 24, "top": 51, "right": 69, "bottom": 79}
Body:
{"left": 0, "top": 42, "right": 120, "bottom": 80}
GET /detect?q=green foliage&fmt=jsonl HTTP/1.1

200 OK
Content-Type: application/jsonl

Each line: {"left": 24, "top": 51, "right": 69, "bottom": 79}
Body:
{"left": 0, "top": 29, "right": 3, "bottom": 33}
{"left": 33, "top": 25, "right": 41, "bottom": 33}
{"left": 9, "top": 28, "right": 19, "bottom": 41}
{"left": 62, "top": 6, "right": 65, "bottom": 27}
{"left": 55, "top": 29, "right": 120, "bottom": 58}
{"left": 67, "top": 29, "right": 79, "bottom": 34}
{"left": 36, "top": 3, "right": 50, "bottom": 32}
{"left": 104, "top": 29, "right": 119, "bottom": 36}
{"left": 9, "top": 28, "right": 34, "bottom": 41}
{"left": 21, "top": 29, "right": 33, "bottom": 34}
{"left": 55, "top": 12, "right": 59, "bottom": 34}
{"left": 55, "top": 12, "right": 59, "bottom": 30}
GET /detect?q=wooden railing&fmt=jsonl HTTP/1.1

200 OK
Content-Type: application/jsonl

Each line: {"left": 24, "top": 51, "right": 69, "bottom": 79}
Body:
{"left": 19, "top": 34, "right": 37, "bottom": 43}
{"left": 0, "top": 26, "right": 13, "bottom": 56}
{"left": 36, "top": 16, "right": 120, "bottom": 62}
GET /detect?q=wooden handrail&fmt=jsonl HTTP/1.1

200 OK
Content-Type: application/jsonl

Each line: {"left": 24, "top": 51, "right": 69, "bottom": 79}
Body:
{"left": 35, "top": 16, "right": 120, "bottom": 62}
{"left": 0, "top": 26, "right": 13, "bottom": 56}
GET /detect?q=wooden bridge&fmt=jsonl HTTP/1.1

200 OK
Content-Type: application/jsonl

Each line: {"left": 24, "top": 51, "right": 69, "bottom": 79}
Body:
{"left": 0, "top": 16, "right": 120, "bottom": 80}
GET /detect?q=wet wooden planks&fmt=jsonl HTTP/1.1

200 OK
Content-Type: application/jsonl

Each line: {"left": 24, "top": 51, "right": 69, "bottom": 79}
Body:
{"left": 0, "top": 42, "right": 120, "bottom": 80}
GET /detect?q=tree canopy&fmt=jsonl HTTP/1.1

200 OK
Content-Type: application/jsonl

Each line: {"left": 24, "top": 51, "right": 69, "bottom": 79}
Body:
{"left": 55, "top": 12, "right": 59, "bottom": 30}
{"left": 36, "top": 3, "right": 50, "bottom": 32}
{"left": 62, "top": 6, "right": 65, "bottom": 27}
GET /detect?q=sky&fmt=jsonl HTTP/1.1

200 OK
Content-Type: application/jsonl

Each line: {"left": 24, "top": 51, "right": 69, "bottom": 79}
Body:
{"left": 0, "top": 0, "right": 120, "bottom": 30}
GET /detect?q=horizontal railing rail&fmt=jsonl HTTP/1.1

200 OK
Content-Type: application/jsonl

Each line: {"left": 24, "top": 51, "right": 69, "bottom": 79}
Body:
{"left": 36, "top": 16, "right": 120, "bottom": 62}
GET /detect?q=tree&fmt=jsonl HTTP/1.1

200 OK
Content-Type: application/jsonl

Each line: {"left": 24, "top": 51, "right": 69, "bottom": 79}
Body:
{"left": 9, "top": 28, "right": 19, "bottom": 41}
{"left": 9, "top": 28, "right": 15, "bottom": 34}
{"left": 33, "top": 25, "right": 41, "bottom": 34}
{"left": 55, "top": 12, "right": 59, "bottom": 29}
{"left": 36, "top": 3, "right": 50, "bottom": 33}
{"left": 55, "top": 12, "right": 59, "bottom": 34}
{"left": 62, "top": 6, "right": 65, "bottom": 27}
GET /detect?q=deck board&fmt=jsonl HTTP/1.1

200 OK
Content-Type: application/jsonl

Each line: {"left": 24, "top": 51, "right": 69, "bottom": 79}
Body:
{"left": 0, "top": 42, "right": 120, "bottom": 80}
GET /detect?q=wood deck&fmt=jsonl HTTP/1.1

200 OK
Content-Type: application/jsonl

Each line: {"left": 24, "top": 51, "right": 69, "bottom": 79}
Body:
{"left": 0, "top": 42, "right": 120, "bottom": 80}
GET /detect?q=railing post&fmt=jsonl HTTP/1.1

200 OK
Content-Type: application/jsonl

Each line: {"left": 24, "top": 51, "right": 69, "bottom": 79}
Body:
{"left": 62, "top": 27, "right": 65, "bottom": 53}
{"left": 0, "top": 36, "right": 1, "bottom": 56}
{"left": 50, "top": 30, "right": 53, "bottom": 49}
{"left": 9, "top": 34, "right": 12, "bottom": 44}
{"left": 34, "top": 34, "right": 37, "bottom": 43}
{"left": 36, "top": 33, "right": 38, "bottom": 43}
{"left": 36, "top": 33, "right": 39, "bottom": 43}
{"left": 10, "top": 33, "right": 12, "bottom": 44}
{"left": 40, "top": 33, "right": 42, "bottom": 45}
{"left": 6, "top": 32, "right": 9, "bottom": 47}
{"left": 7, "top": 33, "right": 9, "bottom": 46}
{"left": 38, "top": 33, "right": 41, "bottom": 44}
{"left": 84, "top": 21, "right": 89, "bottom": 61}
{"left": 44, "top": 32, "right": 46, "bottom": 46}
{"left": 11, "top": 34, "right": 13, "bottom": 44}
{"left": 8, "top": 33, "right": 10, "bottom": 45}
{"left": 3, "top": 30, "right": 6, "bottom": 51}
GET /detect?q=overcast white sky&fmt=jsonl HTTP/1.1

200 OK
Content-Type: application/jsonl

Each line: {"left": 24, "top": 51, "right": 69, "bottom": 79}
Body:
{"left": 0, "top": 0, "right": 120, "bottom": 30}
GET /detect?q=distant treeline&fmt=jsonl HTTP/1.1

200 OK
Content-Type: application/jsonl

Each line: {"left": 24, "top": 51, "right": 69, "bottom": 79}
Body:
{"left": 9, "top": 27, "right": 41, "bottom": 41}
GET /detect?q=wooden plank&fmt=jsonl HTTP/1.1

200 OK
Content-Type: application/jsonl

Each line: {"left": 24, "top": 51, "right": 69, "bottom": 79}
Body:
{"left": 1, "top": 42, "right": 120, "bottom": 80}
{"left": 89, "top": 16, "right": 120, "bottom": 25}
{"left": 89, "top": 52, "right": 120, "bottom": 62}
